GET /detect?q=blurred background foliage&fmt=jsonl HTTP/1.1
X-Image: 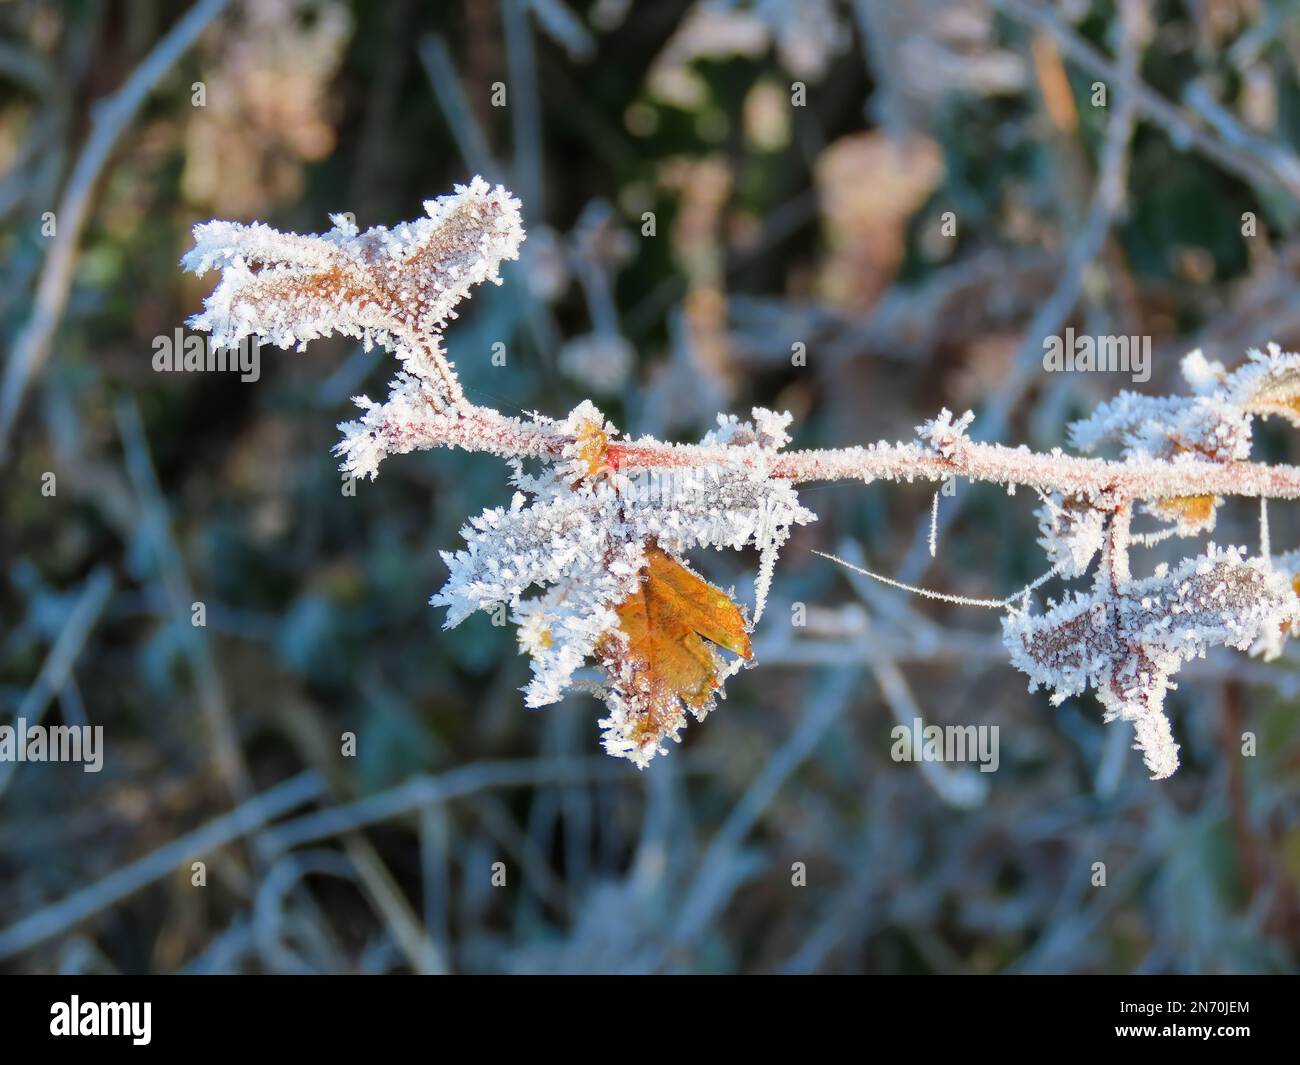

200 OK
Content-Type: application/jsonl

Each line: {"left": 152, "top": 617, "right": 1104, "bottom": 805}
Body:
{"left": 2, "top": 0, "right": 1300, "bottom": 973}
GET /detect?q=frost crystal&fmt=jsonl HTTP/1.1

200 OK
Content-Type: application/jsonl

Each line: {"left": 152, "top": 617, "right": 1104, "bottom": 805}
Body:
{"left": 918, "top": 408, "right": 975, "bottom": 458}
{"left": 1035, "top": 492, "right": 1107, "bottom": 579}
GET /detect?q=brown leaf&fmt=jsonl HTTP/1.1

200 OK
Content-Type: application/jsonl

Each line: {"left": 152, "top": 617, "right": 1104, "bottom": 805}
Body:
{"left": 598, "top": 546, "right": 752, "bottom": 751}
{"left": 1147, "top": 493, "right": 1218, "bottom": 534}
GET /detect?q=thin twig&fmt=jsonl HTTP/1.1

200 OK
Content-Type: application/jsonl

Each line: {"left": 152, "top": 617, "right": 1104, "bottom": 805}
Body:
{"left": 116, "top": 398, "right": 252, "bottom": 803}
{"left": 263, "top": 757, "right": 660, "bottom": 854}
{"left": 670, "top": 667, "right": 860, "bottom": 947}
{"left": 417, "top": 35, "right": 503, "bottom": 182}
{"left": 403, "top": 401, "right": 1300, "bottom": 503}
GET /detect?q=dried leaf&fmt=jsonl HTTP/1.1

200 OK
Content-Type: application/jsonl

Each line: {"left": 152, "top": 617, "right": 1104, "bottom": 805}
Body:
{"left": 570, "top": 417, "right": 611, "bottom": 481}
{"left": 1224, "top": 346, "right": 1300, "bottom": 428}
{"left": 597, "top": 546, "right": 752, "bottom": 763}
{"left": 606, "top": 545, "right": 752, "bottom": 706}
{"left": 1146, "top": 493, "right": 1219, "bottom": 535}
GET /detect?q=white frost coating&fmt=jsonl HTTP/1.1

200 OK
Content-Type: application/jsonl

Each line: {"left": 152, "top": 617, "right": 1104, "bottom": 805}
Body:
{"left": 1035, "top": 492, "right": 1107, "bottom": 578}
{"left": 1070, "top": 345, "right": 1300, "bottom": 463}
{"left": 1003, "top": 544, "right": 1299, "bottom": 778}
{"left": 1181, "top": 349, "right": 1225, "bottom": 395}
{"left": 1220, "top": 342, "right": 1300, "bottom": 428}
{"left": 1254, "top": 547, "right": 1300, "bottom": 661}
{"left": 696, "top": 407, "right": 810, "bottom": 624}
{"left": 182, "top": 176, "right": 524, "bottom": 409}
{"left": 1068, "top": 389, "right": 1253, "bottom": 464}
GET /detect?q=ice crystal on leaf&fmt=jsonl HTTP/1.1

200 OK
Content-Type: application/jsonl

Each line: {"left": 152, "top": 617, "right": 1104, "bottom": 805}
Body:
{"left": 182, "top": 176, "right": 524, "bottom": 410}
{"left": 1217, "top": 343, "right": 1300, "bottom": 427}
{"left": 1004, "top": 545, "right": 1298, "bottom": 778}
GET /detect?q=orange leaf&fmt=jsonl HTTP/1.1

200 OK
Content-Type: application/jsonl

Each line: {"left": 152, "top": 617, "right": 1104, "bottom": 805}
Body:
{"left": 571, "top": 418, "right": 610, "bottom": 480}
{"left": 1148, "top": 493, "right": 1218, "bottom": 533}
{"left": 598, "top": 546, "right": 751, "bottom": 750}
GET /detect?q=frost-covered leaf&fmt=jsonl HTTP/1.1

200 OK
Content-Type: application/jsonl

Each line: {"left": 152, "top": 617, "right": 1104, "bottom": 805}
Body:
{"left": 1252, "top": 547, "right": 1300, "bottom": 660}
{"left": 1003, "top": 545, "right": 1299, "bottom": 778}
{"left": 1219, "top": 342, "right": 1300, "bottom": 428}
{"left": 429, "top": 402, "right": 814, "bottom": 763}
{"left": 595, "top": 546, "right": 752, "bottom": 766}
{"left": 1068, "top": 390, "right": 1252, "bottom": 465}
{"left": 182, "top": 176, "right": 523, "bottom": 405}
{"left": 1072, "top": 345, "right": 1300, "bottom": 466}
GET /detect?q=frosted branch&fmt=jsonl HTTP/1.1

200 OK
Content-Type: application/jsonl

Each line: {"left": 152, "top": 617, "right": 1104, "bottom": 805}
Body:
{"left": 181, "top": 184, "right": 1300, "bottom": 779}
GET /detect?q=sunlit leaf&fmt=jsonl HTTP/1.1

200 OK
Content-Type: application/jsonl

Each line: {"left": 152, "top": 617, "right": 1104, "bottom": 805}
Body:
{"left": 597, "top": 546, "right": 751, "bottom": 763}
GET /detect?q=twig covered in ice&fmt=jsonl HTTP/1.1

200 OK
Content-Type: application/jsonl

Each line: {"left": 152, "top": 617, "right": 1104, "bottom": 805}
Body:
{"left": 182, "top": 182, "right": 1300, "bottom": 778}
